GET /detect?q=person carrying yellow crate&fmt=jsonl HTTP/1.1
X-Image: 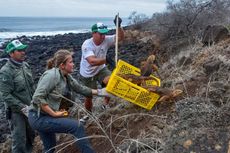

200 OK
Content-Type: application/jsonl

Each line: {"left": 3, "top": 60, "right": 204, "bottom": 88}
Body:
{"left": 79, "top": 15, "right": 124, "bottom": 113}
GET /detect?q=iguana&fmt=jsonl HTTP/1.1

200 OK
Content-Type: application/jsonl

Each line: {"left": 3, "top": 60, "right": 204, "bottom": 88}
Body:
{"left": 142, "top": 85, "right": 183, "bottom": 102}
{"left": 140, "top": 55, "right": 158, "bottom": 77}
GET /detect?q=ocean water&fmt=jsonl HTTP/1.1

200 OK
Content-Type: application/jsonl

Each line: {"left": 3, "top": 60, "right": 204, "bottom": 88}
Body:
{"left": 0, "top": 17, "right": 129, "bottom": 45}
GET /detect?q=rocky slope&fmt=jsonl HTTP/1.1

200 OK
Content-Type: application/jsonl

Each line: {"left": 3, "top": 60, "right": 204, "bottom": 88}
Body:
{"left": 0, "top": 28, "right": 229, "bottom": 153}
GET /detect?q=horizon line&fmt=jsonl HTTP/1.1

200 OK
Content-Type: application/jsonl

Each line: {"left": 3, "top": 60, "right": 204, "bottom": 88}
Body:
{"left": 0, "top": 16, "right": 129, "bottom": 18}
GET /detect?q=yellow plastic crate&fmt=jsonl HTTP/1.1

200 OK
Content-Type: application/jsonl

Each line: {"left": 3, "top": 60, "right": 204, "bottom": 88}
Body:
{"left": 106, "top": 60, "right": 161, "bottom": 110}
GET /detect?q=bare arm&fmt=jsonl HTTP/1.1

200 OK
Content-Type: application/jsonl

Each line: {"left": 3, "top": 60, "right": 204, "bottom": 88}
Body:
{"left": 86, "top": 56, "right": 106, "bottom": 66}
{"left": 86, "top": 28, "right": 124, "bottom": 66}
{"left": 117, "top": 27, "right": 125, "bottom": 42}
{"left": 113, "top": 15, "right": 124, "bottom": 42}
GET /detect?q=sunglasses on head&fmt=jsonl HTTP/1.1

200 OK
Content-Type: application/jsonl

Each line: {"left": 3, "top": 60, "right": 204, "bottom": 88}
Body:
{"left": 98, "top": 25, "right": 107, "bottom": 29}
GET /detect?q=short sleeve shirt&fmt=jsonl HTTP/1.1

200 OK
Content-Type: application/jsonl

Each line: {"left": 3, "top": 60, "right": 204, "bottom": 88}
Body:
{"left": 80, "top": 35, "right": 115, "bottom": 77}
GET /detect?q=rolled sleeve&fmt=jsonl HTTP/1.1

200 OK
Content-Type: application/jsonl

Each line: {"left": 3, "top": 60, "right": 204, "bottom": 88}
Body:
{"left": 32, "top": 70, "right": 58, "bottom": 105}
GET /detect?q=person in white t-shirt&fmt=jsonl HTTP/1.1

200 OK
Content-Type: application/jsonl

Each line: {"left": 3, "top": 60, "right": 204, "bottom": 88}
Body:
{"left": 79, "top": 16, "right": 124, "bottom": 112}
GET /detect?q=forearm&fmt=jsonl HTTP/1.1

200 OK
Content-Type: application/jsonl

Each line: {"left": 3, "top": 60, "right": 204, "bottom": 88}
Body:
{"left": 41, "top": 104, "right": 56, "bottom": 116}
{"left": 118, "top": 28, "right": 124, "bottom": 42}
{"left": 41, "top": 104, "right": 65, "bottom": 117}
{"left": 87, "top": 57, "right": 106, "bottom": 66}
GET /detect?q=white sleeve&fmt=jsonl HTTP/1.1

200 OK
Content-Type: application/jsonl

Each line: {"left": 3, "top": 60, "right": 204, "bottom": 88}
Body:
{"left": 105, "top": 35, "right": 115, "bottom": 47}
{"left": 82, "top": 43, "right": 95, "bottom": 59}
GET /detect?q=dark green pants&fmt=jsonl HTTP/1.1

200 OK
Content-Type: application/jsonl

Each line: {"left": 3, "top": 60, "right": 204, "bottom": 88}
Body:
{"left": 9, "top": 112, "right": 35, "bottom": 153}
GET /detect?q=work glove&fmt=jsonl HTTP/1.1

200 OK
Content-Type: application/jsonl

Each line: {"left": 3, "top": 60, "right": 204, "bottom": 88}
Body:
{"left": 21, "top": 106, "right": 29, "bottom": 117}
{"left": 113, "top": 15, "right": 122, "bottom": 28}
{"left": 106, "top": 54, "right": 116, "bottom": 70}
{"left": 97, "top": 88, "right": 112, "bottom": 97}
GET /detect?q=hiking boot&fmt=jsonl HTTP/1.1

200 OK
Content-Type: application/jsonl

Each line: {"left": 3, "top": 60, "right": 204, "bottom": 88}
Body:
{"left": 79, "top": 115, "right": 89, "bottom": 125}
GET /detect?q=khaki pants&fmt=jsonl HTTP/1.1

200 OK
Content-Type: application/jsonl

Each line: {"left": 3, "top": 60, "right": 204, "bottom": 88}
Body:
{"left": 79, "top": 67, "right": 111, "bottom": 89}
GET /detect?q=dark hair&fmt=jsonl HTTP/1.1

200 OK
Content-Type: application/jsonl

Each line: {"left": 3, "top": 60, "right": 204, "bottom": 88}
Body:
{"left": 46, "top": 49, "right": 73, "bottom": 69}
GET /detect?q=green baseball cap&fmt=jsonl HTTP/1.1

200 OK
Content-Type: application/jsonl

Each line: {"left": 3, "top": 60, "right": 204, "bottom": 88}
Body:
{"left": 91, "top": 22, "right": 109, "bottom": 34}
{"left": 5, "top": 39, "right": 28, "bottom": 54}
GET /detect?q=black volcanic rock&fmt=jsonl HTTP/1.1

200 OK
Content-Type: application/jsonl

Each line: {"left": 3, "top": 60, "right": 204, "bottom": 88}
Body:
{"left": 0, "top": 31, "right": 153, "bottom": 142}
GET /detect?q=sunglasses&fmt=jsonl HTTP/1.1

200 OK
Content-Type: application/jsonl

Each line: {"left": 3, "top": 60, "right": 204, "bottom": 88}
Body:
{"left": 98, "top": 25, "right": 107, "bottom": 29}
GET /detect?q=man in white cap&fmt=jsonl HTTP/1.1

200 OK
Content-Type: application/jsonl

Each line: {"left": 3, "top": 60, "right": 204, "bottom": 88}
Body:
{"left": 79, "top": 16, "right": 124, "bottom": 113}
{"left": 0, "top": 39, "right": 35, "bottom": 153}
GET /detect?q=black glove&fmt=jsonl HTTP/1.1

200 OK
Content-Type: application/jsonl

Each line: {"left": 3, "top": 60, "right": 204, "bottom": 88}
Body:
{"left": 113, "top": 15, "right": 122, "bottom": 28}
{"left": 106, "top": 54, "right": 116, "bottom": 70}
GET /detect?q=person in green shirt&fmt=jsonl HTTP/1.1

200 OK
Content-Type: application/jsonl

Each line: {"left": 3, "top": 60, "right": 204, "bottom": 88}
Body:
{"left": 0, "top": 40, "right": 35, "bottom": 153}
{"left": 28, "top": 49, "right": 109, "bottom": 153}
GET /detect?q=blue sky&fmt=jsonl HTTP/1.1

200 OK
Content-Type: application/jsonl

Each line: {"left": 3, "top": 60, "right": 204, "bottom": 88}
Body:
{"left": 0, "top": 0, "right": 168, "bottom": 17}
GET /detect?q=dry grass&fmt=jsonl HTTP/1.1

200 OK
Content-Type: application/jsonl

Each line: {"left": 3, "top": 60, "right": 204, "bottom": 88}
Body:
{"left": 37, "top": 94, "right": 168, "bottom": 153}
